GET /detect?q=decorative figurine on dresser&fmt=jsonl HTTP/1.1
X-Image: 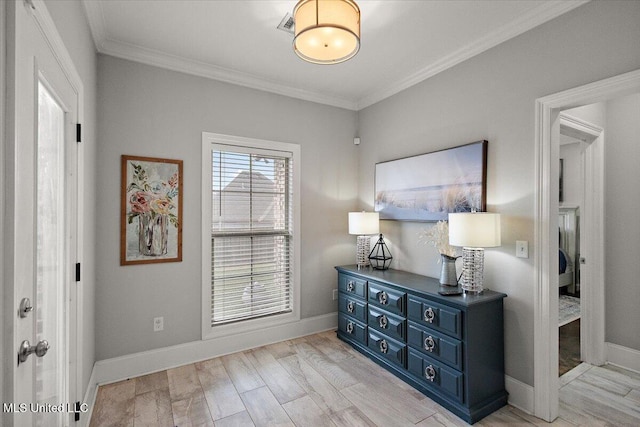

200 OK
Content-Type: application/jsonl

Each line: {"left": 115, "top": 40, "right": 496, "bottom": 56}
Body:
{"left": 336, "top": 265, "right": 507, "bottom": 424}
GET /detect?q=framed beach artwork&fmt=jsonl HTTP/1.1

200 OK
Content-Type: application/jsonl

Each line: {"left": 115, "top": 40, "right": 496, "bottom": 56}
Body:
{"left": 120, "top": 155, "right": 183, "bottom": 265}
{"left": 375, "top": 140, "right": 487, "bottom": 221}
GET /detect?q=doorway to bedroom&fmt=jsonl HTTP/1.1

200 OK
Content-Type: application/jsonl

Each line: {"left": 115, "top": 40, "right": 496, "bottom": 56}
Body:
{"left": 557, "top": 111, "right": 597, "bottom": 376}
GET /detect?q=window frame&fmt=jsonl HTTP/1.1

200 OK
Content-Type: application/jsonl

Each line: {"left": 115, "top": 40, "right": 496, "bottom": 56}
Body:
{"left": 201, "top": 132, "right": 301, "bottom": 340}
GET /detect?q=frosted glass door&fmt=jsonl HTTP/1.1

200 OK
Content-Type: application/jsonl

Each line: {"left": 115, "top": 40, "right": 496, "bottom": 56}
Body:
{"left": 35, "top": 81, "right": 67, "bottom": 427}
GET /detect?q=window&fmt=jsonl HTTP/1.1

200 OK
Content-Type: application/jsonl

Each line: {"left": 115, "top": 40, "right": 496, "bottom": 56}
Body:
{"left": 202, "top": 133, "right": 300, "bottom": 338}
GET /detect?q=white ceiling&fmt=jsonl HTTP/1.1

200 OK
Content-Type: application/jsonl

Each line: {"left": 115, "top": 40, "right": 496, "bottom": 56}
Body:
{"left": 82, "top": 0, "right": 588, "bottom": 110}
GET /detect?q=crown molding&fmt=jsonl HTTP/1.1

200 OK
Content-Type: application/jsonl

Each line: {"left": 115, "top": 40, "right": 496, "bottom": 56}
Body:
{"left": 356, "top": 0, "right": 590, "bottom": 110}
{"left": 98, "top": 37, "right": 358, "bottom": 110}
{"left": 83, "top": 0, "right": 589, "bottom": 112}
{"left": 82, "top": 0, "right": 107, "bottom": 51}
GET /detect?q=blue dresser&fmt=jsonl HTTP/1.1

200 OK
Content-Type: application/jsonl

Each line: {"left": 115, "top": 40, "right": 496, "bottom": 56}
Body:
{"left": 336, "top": 265, "right": 507, "bottom": 424}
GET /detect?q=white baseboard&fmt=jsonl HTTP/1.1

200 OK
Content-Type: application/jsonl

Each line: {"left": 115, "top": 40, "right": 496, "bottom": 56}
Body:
{"left": 79, "top": 367, "right": 98, "bottom": 427}
{"left": 505, "top": 375, "right": 534, "bottom": 414}
{"left": 606, "top": 342, "right": 640, "bottom": 374}
{"left": 92, "top": 312, "right": 337, "bottom": 387}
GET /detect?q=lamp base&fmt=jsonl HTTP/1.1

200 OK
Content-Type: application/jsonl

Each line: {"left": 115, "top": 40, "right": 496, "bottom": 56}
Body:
{"left": 460, "top": 247, "right": 484, "bottom": 294}
{"left": 355, "top": 235, "right": 370, "bottom": 269}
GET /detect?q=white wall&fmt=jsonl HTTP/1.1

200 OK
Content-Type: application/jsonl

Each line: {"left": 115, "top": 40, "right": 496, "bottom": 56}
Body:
{"left": 357, "top": 0, "right": 640, "bottom": 386}
{"left": 96, "top": 56, "right": 358, "bottom": 360}
{"left": 605, "top": 93, "right": 640, "bottom": 351}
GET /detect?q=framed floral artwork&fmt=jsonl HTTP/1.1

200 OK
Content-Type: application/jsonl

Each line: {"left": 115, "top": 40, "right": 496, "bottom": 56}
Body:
{"left": 120, "top": 155, "right": 183, "bottom": 265}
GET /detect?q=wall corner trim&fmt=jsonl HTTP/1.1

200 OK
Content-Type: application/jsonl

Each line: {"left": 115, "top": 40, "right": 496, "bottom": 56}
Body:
{"left": 78, "top": 366, "right": 98, "bottom": 427}
{"left": 505, "top": 375, "right": 535, "bottom": 415}
{"left": 91, "top": 312, "right": 338, "bottom": 387}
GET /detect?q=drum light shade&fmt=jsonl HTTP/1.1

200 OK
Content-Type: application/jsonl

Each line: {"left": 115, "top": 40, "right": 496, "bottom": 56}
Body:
{"left": 348, "top": 212, "right": 379, "bottom": 235}
{"left": 293, "top": 0, "right": 360, "bottom": 64}
{"left": 449, "top": 213, "right": 501, "bottom": 248}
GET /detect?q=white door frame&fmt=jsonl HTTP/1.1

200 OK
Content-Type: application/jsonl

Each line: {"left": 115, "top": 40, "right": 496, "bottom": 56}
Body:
{"left": 533, "top": 68, "right": 640, "bottom": 421}
{"left": 559, "top": 113, "right": 605, "bottom": 365}
{"left": 0, "top": 0, "right": 7, "bottom": 416}
{"left": 3, "top": 0, "right": 85, "bottom": 425}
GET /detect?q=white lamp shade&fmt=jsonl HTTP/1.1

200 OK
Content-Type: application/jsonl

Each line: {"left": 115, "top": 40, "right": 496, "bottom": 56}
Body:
{"left": 348, "top": 212, "right": 379, "bottom": 235}
{"left": 448, "top": 212, "right": 501, "bottom": 248}
{"left": 293, "top": 0, "right": 361, "bottom": 64}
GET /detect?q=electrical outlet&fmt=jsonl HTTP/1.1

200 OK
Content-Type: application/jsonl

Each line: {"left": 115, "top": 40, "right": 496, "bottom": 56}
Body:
{"left": 332, "top": 289, "right": 338, "bottom": 300}
{"left": 516, "top": 241, "right": 529, "bottom": 259}
{"left": 153, "top": 316, "right": 164, "bottom": 332}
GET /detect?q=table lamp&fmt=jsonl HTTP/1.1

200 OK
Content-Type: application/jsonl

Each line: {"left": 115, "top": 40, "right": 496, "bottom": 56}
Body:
{"left": 448, "top": 212, "right": 501, "bottom": 294}
{"left": 348, "top": 212, "right": 379, "bottom": 269}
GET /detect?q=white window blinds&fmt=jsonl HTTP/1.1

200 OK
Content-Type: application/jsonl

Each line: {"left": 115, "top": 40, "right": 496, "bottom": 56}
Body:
{"left": 210, "top": 146, "right": 293, "bottom": 325}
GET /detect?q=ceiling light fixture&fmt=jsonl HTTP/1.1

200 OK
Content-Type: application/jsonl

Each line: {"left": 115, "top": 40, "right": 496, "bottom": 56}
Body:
{"left": 293, "top": 0, "right": 360, "bottom": 65}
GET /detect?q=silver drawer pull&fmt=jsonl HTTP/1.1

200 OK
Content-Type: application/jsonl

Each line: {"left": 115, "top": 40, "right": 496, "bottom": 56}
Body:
{"left": 347, "top": 301, "right": 355, "bottom": 313}
{"left": 378, "top": 291, "right": 388, "bottom": 305}
{"left": 425, "top": 365, "right": 436, "bottom": 382}
{"left": 424, "top": 307, "right": 435, "bottom": 323}
{"left": 346, "top": 321, "right": 354, "bottom": 334}
{"left": 424, "top": 336, "right": 436, "bottom": 352}
{"left": 379, "top": 339, "right": 388, "bottom": 354}
{"left": 347, "top": 281, "right": 355, "bottom": 292}
{"left": 379, "top": 315, "right": 388, "bottom": 329}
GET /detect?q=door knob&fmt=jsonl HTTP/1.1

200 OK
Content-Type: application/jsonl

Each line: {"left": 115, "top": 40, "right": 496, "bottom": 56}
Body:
{"left": 18, "top": 340, "right": 49, "bottom": 364}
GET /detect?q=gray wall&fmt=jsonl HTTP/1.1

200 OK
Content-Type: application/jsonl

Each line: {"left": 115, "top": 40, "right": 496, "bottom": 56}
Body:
{"left": 356, "top": 0, "right": 640, "bottom": 386}
{"left": 42, "top": 0, "right": 98, "bottom": 399}
{"left": 96, "top": 56, "right": 358, "bottom": 360}
{"left": 605, "top": 93, "right": 640, "bottom": 351}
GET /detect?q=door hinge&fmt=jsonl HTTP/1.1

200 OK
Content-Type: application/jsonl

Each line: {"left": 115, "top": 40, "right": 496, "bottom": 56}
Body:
{"left": 75, "top": 263, "right": 81, "bottom": 282}
{"left": 74, "top": 401, "right": 81, "bottom": 422}
{"left": 76, "top": 123, "right": 82, "bottom": 143}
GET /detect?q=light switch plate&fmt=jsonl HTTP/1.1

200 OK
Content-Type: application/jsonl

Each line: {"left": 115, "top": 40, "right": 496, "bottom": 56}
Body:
{"left": 153, "top": 316, "right": 164, "bottom": 332}
{"left": 516, "top": 241, "right": 529, "bottom": 258}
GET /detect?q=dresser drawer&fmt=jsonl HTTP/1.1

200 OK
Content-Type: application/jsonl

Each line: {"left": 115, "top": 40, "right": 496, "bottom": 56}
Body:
{"left": 368, "top": 282, "right": 405, "bottom": 316}
{"left": 368, "top": 306, "right": 405, "bottom": 342}
{"left": 339, "top": 274, "right": 367, "bottom": 299}
{"left": 367, "top": 330, "right": 406, "bottom": 368}
{"left": 408, "top": 349, "right": 464, "bottom": 403}
{"left": 339, "top": 293, "right": 367, "bottom": 322}
{"left": 338, "top": 313, "right": 367, "bottom": 346}
{"left": 407, "top": 296, "right": 462, "bottom": 339}
{"left": 408, "top": 322, "right": 463, "bottom": 371}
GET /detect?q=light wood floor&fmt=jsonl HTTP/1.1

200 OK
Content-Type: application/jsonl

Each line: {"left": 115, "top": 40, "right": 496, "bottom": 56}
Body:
{"left": 89, "top": 331, "right": 640, "bottom": 427}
